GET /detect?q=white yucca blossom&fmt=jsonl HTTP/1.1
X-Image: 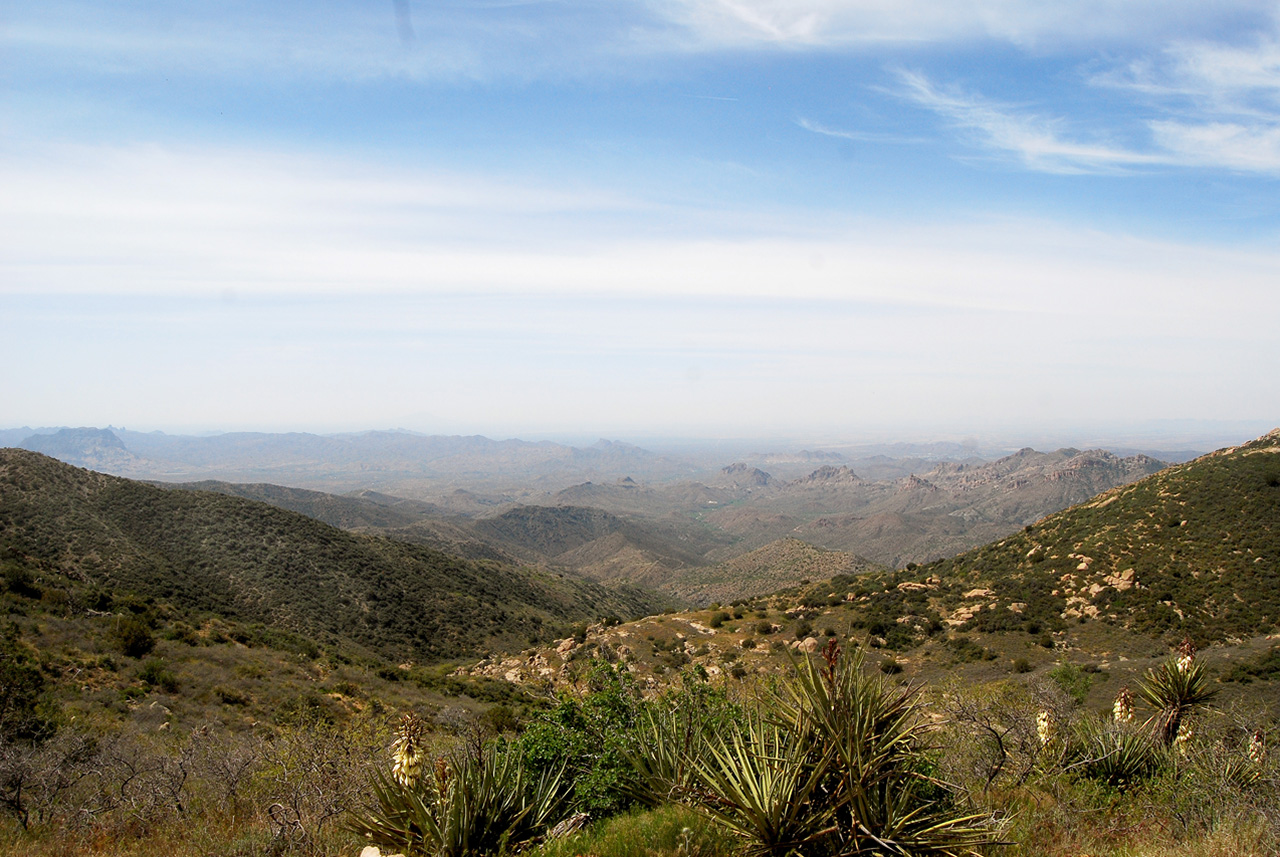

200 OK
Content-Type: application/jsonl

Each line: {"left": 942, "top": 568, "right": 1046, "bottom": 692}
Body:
{"left": 1174, "top": 719, "right": 1194, "bottom": 756}
{"left": 1249, "top": 729, "right": 1266, "bottom": 765}
{"left": 391, "top": 712, "right": 426, "bottom": 786}
{"left": 1113, "top": 686, "right": 1134, "bottom": 724}
{"left": 1175, "top": 637, "right": 1196, "bottom": 674}
{"left": 1036, "top": 710, "right": 1055, "bottom": 746}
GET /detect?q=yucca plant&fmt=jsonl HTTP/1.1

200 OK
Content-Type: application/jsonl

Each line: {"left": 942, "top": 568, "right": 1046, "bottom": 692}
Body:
{"left": 1138, "top": 639, "right": 1218, "bottom": 747}
{"left": 683, "top": 642, "right": 996, "bottom": 857}
{"left": 348, "top": 741, "right": 571, "bottom": 857}
{"left": 685, "top": 711, "right": 837, "bottom": 857}
{"left": 622, "top": 684, "right": 742, "bottom": 808}
{"left": 784, "top": 643, "right": 995, "bottom": 856}
{"left": 1064, "top": 715, "right": 1165, "bottom": 789}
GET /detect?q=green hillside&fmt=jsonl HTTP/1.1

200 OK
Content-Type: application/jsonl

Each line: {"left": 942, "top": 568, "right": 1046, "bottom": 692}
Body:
{"left": 0, "top": 449, "right": 670, "bottom": 663}
{"left": 914, "top": 429, "right": 1280, "bottom": 643}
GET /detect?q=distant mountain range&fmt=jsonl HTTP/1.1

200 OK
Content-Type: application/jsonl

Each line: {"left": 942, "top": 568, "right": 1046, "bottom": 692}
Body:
{"left": 8, "top": 427, "right": 697, "bottom": 494}
{"left": 6, "top": 427, "right": 1173, "bottom": 599}
{"left": 528, "top": 447, "right": 1169, "bottom": 571}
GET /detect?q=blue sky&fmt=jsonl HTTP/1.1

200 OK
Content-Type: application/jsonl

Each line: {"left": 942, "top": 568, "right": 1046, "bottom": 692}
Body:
{"left": 3, "top": 1, "right": 1280, "bottom": 443}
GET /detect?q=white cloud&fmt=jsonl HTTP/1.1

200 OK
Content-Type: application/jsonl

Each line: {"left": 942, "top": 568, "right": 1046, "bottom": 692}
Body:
{"left": 1086, "top": 34, "right": 1280, "bottom": 173}
{"left": 10, "top": 1, "right": 1275, "bottom": 87}
{"left": 895, "top": 71, "right": 1166, "bottom": 173}
{"left": 645, "top": 0, "right": 1272, "bottom": 50}
{"left": 1106, "top": 37, "right": 1280, "bottom": 106}
{"left": 4, "top": 141, "right": 1279, "bottom": 434}
{"left": 1150, "top": 121, "right": 1280, "bottom": 172}
{"left": 4, "top": 143, "right": 1279, "bottom": 327}
{"left": 795, "top": 117, "right": 923, "bottom": 144}
{"left": 899, "top": 49, "right": 1280, "bottom": 176}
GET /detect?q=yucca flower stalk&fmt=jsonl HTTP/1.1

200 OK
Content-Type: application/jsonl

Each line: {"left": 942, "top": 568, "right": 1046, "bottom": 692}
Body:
{"left": 1113, "top": 687, "right": 1134, "bottom": 725}
{"left": 1173, "top": 719, "right": 1194, "bottom": 757}
{"left": 1175, "top": 637, "right": 1196, "bottom": 674}
{"left": 1249, "top": 729, "right": 1266, "bottom": 765}
{"left": 1036, "top": 711, "right": 1055, "bottom": 747}
{"left": 392, "top": 712, "right": 428, "bottom": 787}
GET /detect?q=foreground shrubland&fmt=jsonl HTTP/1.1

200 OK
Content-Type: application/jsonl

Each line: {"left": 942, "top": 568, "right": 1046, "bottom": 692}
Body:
{"left": 1, "top": 642, "right": 1276, "bottom": 857}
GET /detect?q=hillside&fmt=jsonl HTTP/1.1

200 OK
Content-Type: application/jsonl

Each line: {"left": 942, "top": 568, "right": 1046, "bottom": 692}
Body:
{"left": 0, "top": 449, "right": 671, "bottom": 663}
{"left": 703, "top": 447, "right": 1169, "bottom": 566}
{"left": 469, "top": 430, "right": 1280, "bottom": 707}
{"left": 914, "top": 429, "right": 1280, "bottom": 643}
{"left": 661, "top": 537, "right": 881, "bottom": 604}
{"left": 158, "top": 479, "right": 443, "bottom": 529}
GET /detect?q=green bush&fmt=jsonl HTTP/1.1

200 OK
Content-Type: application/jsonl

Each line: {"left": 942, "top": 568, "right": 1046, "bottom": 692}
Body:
{"left": 1048, "top": 661, "right": 1093, "bottom": 705}
{"left": 518, "top": 663, "right": 645, "bottom": 818}
{"left": 138, "top": 658, "right": 179, "bottom": 693}
{"left": 115, "top": 615, "right": 155, "bottom": 658}
{"left": 0, "top": 632, "right": 57, "bottom": 741}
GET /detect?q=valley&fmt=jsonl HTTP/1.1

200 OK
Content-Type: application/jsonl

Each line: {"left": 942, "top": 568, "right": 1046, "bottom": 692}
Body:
{"left": 0, "top": 427, "right": 1277, "bottom": 857}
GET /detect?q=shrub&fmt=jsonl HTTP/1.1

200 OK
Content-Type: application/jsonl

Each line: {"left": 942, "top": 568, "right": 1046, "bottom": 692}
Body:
{"left": 138, "top": 658, "right": 179, "bottom": 693}
{"left": 880, "top": 657, "right": 903, "bottom": 675}
{"left": 115, "top": 616, "right": 155, "bottom": 658}
{"left": 0, "top": 633, "right": 57, "bottom": 741}
{"left": 214, "top": 685, "right": 249, "bottom": 706}
{"left": 1048, "top": 661, "right": 1093, "bottom": 705}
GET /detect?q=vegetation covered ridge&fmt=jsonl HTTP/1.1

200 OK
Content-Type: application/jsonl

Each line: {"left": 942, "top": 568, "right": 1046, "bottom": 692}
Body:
{"left": 0, "top": 448, "right": 671, "bottom": 663}
{"left": 906, "top": 427, "right": 1280, "bottom": 643}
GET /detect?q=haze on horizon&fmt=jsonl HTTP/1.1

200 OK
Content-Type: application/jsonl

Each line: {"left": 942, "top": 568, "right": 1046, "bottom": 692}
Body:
{"left": 3, "top": 2, "right": 1279, "bottom": 440}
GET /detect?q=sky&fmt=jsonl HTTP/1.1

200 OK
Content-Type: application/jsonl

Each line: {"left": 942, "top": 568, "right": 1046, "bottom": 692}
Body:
{"left": 3, "top": 1, "right": 1280, "bottom": 444}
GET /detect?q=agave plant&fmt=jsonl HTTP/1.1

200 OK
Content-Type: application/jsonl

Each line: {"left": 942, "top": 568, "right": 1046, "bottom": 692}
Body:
{"left": 348, "top": 741, "right": 571, "bottom": 857}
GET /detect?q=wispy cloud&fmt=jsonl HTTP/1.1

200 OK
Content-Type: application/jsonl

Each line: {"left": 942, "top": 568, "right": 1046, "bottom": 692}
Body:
{"left": 895, "top": 71, "right": 1165, "bottom": 173}
{"left": 1089, "top": 34, "right": 1280, "bottom": 173}
{"left": 1150, "top": 121, "right": 1280, "bottom": 172}
{"left": 12, "top": 1, "right": 1275, "bottom": 86}
{"left": 1101, "top": 37, "right": 1280, "bottom": 107}
{"left": 645, "top": 0, "right": 1271, "bottom": 50}
{"left": 4, "top": 142, "right": 1278, "bottom": 318}
{"left": 795, "top": 117, "right": 923, "bottom": 145}
{"left": 5, "top": 140, "right": 1280, "bottom": 434}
